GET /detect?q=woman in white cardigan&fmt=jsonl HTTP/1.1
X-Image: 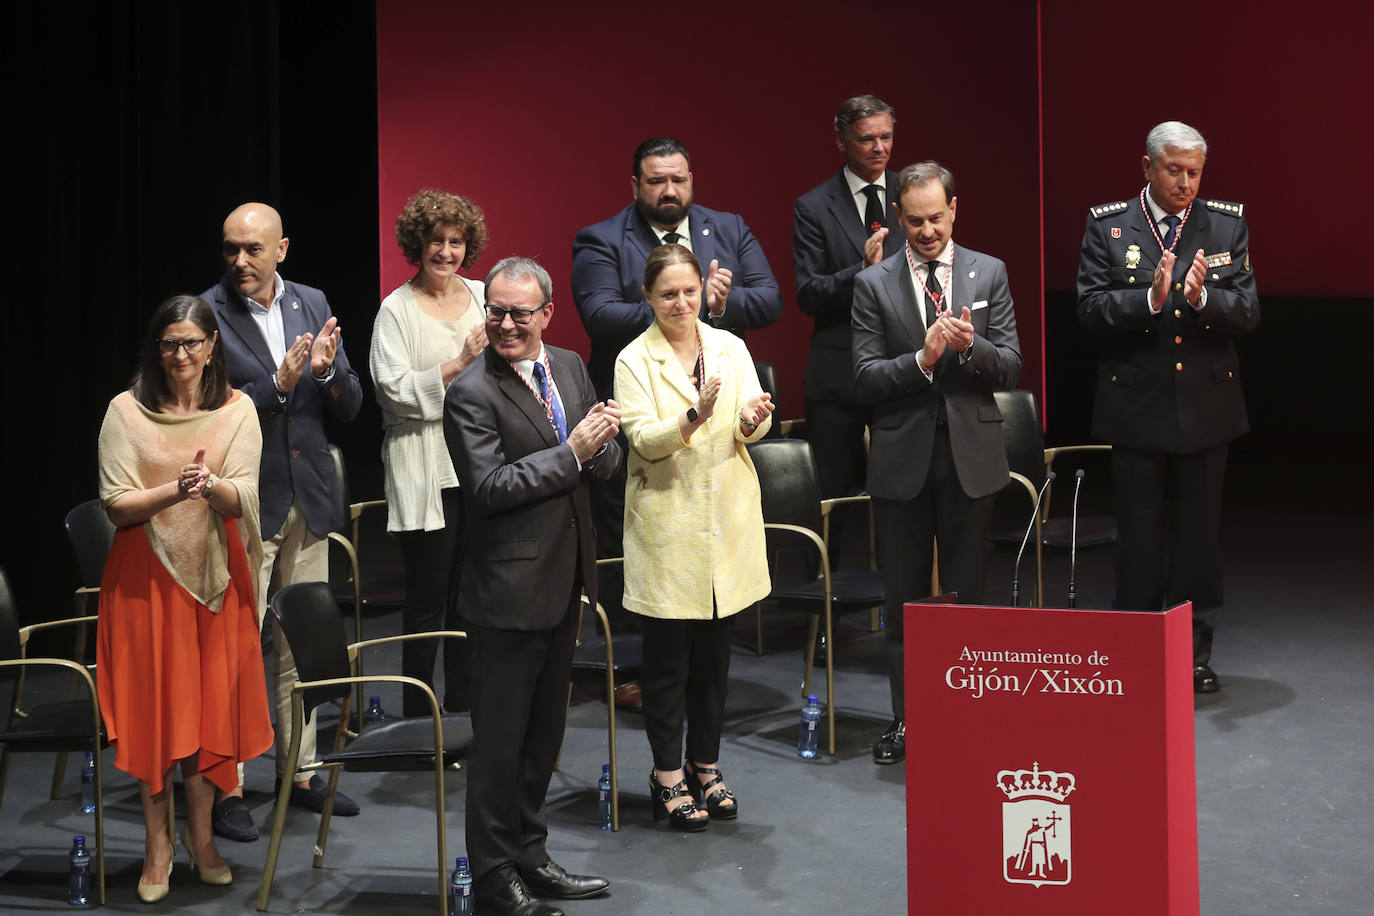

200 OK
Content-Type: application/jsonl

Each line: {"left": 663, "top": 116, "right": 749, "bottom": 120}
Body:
{"left": 615, "top": 244, "right": 776, "bottom": 830}
{"left": 369, "top": 189, "right": 488, "bottom": 715}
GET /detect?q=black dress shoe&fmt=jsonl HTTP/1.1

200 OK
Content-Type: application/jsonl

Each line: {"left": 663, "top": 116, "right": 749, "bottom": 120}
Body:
{"left": 1194, "top": 664, "right": 1220, "bottom": 694}
{"left": 278, "top": 774, "right": 361, "bottom": 816}
{"left": 873, "top": 718, "right": 905, "bottom": 765}
{"left": 476, "top": 866, "right": 566, "bottom": 916}
{"left": 519, "top": 859, "right": 610, "bottom": 899}
{"left": 212, "top": 796, "right": 258, "bottom": 842}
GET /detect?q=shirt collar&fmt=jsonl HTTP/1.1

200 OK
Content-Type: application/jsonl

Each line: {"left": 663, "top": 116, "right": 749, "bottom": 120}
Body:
{"left": 1143, "top": 189, "right": 1181, "bottom": 224}
{"left": 650, "top": 216, "right": 691, "bottom": 244}
{"left": 843, "top": 166, "right": 883, "bottom": 199}
{"left": 239, "top": 272, "right": 284, "bottom": 314}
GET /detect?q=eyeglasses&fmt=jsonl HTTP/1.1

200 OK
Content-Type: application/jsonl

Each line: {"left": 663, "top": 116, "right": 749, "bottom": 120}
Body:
{"left": 484, "top": 304, "right": 546, "bottom": 325}
{"left": 158, "top": 337, "right": 209, "bottom": 356}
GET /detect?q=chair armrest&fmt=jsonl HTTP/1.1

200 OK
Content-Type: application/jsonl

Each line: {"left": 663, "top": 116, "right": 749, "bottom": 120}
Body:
{"left": 348, "top": 631, "right": 467, "bottom": 664}
{"left": 595, "top": 556, "right": 624, "bottom": 569}
{"left": 0, "top": 656, "right": 98, "bottom": 695}
{"left": 18, "top": 614, "right": 100, "bottom": 649}
{"left": 764, "top": 521, "right": 834, "bottom": 587}
{"left": 1043, "top": 443, "right": 1111, "bottom": 473}
{"left": 1006, "top": 471, "right": 1037, "bottom": 506}
{"left": 778, "top": 418, "right": 805, "bottom": 438}
{"left": 819, "top": 494, "right": 871, "bottom": 517}
{"left": 349, "top": 499, "right": 388, "bottom": 522}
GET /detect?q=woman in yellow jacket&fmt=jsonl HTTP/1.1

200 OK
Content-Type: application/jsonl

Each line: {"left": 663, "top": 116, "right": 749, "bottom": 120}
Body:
{"left": 614, "top": 244, "right": 775, "bottom": 831}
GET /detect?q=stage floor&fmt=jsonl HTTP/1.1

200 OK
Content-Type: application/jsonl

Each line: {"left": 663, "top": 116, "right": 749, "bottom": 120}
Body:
{"left": 2, "top": 452, "right": 1369, "bottom": 914}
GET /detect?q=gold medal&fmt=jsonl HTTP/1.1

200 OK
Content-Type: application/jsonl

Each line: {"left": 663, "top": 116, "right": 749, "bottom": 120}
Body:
{"left": 1125, "top": 244, "right": 1141, "bottom": 269}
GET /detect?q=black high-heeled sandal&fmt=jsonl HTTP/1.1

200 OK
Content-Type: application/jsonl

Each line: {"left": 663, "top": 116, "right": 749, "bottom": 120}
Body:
{"left": 649, "top": 770, "right": 709, "bottom": 832}
{"left": 684, "top": 761, "right": 738, "bottom": 820}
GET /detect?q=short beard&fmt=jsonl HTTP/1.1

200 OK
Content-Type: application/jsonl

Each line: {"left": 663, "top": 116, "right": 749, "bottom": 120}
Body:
{"left": 638, "top": 197, "right": 690, "bottom": 229}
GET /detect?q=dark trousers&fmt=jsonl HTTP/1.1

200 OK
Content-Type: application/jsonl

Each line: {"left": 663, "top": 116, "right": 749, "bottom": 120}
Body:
{"left": 1111, "top": 443, "right": 1228, "bottom": 665}
{"left": 466, "top": 592, "right": 580, "bottom": 884}
{"left": 638, "top": 611, "right": 734, "bottom": 771}
{"left": 394, "top": 487, "right": 471, "bottom": 716}
{"left": 806, "top": 398, "right": 874, "bottom": 569}
{"left": 876, "top": 425, "right": 993, "bottom": 718}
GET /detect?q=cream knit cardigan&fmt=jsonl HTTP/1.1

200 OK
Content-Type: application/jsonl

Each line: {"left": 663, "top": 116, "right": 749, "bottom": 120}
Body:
{"left": 369, "top": 277, "right": 485, "bottom": 532}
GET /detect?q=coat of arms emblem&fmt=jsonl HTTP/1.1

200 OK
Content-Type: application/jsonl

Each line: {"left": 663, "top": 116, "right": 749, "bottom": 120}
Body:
{"left": 997, "top": 761, "right": 1075, "bottom": 887}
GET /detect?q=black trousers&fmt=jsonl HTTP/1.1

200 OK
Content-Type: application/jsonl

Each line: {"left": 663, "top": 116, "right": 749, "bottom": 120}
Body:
{"left": 465, "top": 592, "right": 580, "bottom": 884}
{"left": 637, "top": 610, "right": 734, "bottom": 771}
{"left": 394, "top": 487, "right": 471, "bottom": 716}
{"left": 1111, "top": 443, "right": 1228, "bottom": 665}
{"left": 876, "top": 425, "right": 993, "bottom": 718}
{"left": 806, "top": 398, "right": 875, "bottom": 569}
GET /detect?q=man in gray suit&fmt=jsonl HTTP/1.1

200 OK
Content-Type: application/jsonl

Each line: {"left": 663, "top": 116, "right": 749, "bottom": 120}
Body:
{"left": 444, "top": 257, "right": 618, "bottom": 916}
{"left": 852, "top": 162, "right": 1022, "bottom": 765}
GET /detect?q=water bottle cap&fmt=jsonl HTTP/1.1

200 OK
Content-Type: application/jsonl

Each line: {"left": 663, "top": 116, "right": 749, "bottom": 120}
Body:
{"left": 456, "top": 856, "right": 468, "bottom": 867}
{"left": 806, "top": 694, "right": 818, "bottom": 703}
{"left": 85, "top": 750, "right": 95, "bottom": 761}
{"left": 602, "top": 763, "right": 610, "bottom": 773}
{"left": 369, "top": 696, "right": 381, "bottom": 704}
{"left": 73, "top": 835, "right": 85, "bottom": 845}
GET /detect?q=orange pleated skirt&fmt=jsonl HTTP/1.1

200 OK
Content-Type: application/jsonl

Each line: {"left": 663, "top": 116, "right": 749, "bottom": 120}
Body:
{"left": 96, "top": 518, "right": 274, "bottom": 794}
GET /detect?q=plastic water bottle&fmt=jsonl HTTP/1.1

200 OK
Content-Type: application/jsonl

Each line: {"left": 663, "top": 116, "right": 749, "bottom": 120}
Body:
{"left": 365, "top": 696, "right": 387, "bottom": 723}
{"left": 68, "top": 835, "right": 91, "bottom": 906}
{"left": 450, "top": 856, "right": 473, "bottom": 915}
{"left": 597, "top": 764, "right": 613, "bottom": 830}
{"left": 798, "top": 694, "right": 822, "bottom": 758}
{"left": 79, "top": 751, "right": 96, "bottom": 814}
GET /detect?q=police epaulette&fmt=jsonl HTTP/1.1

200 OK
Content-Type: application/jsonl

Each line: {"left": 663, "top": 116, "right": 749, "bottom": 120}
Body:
{"left": 1088, "top": 201, "right": 1129, "bottom": 219}
{"left": 1203, "top": 199, "right": 1245, "bottom": 217}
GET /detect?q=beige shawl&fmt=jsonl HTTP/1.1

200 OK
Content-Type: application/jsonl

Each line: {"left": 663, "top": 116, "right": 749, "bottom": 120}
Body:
{"left": 97, "top": 390, "right": 263, "bottom": 612}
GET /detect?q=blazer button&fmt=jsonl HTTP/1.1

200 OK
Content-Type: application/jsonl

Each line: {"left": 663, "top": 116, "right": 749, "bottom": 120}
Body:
{"left": 712, "top": 526, "right": 721, "bottom": 536}
{"left": 1174, "top": 282, "right": 1182, "bottom": 291}
{"left": 1228, "top": 371, "right": 1233, "bottom": 378}
{"left": 1111, "top": 375, "right": 1118, "bottom": 382}
{"left": 1128, "top": 276, "right": 1136, "bottom": 283}
{"left": 1175, "top": 363, "right": 1183, "bottom": 372}
{"left": 569, "top": 517, "right": 576, "bottom": 528}
{"left": 1174, "top": 335, "right": 1183, "bottom": 344}
{"left": 1211, "top": 273, "right": 1220, "bottom": 280}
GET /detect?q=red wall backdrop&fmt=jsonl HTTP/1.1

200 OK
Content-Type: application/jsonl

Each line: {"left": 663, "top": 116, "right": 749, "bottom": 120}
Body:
{"left": 1040, "top": 0, "right": 1369, "bottom": 296}
{"left": 376, "top": 0, "right": 1046, "bottom": 417}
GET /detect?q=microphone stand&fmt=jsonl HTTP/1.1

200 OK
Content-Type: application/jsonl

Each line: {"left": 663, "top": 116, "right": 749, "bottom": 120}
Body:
{"left": 1067, "top": 469, "right": 1084, "bottom": 609}
{"left": 1011, "top": 471, "right": 1055, "bottom": 608}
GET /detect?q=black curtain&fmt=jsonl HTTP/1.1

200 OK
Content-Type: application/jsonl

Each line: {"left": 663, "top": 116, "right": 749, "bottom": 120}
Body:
{"left": 4, "top": 1, "right": 381, "bottom": 621}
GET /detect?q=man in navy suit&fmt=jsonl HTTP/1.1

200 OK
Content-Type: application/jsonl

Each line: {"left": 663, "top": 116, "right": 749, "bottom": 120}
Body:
{"left": 1077, "top": 121, "right": 1259, "bottom": 694}
{"left": 571, "top": 138, "right": 782, "bottom": 682}
{"left": 446, "top": 257, "right": 617, "bottom": 916}
{"left": 852, "top": 163, "right": 1022, "bottom": 765}
{"left": 794, "top": 95, "right": 903, "bottom": 507}
{"left": 201, "top": 203, "right": 364, "bottom": 839}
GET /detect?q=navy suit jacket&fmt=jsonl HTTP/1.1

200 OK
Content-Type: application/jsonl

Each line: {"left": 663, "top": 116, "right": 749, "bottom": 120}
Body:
{"left": 443, "top": 345, "right": 621, "bottom": 631}
{"left": 852, "top": 245, "right": 1022, "bottom": 502}
{"left": 202, "top": 276, "right": 363, "bottom": 538}
{"left": 571, "top": 202, "right": 782, "bottom": 398}
{"left": 1077, "top": 195, "right": 1258, "bottom": 453}
{"left": 793, "top": 167, "right": 904, "bottom": 402}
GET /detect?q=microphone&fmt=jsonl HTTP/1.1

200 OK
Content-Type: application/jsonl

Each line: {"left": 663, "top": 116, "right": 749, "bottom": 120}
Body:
{"left": 1066, "top": 469, "right": 1085, "bottom": 609}
{"left": 1011, "top": 471, "right": 1055, "bottom": 608}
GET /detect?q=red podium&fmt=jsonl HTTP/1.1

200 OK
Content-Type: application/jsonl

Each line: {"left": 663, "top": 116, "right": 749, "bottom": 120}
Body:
{"left": 904, "top": 600, "right": 1198, "bottom": 915}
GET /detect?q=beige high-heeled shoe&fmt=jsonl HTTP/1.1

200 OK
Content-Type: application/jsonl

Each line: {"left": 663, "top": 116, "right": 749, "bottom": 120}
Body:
{"left": 136, "top": 857, "right": 172, "bottom": 904}
{"left": 180, "top": 825, "right": 232, "bottom": 886}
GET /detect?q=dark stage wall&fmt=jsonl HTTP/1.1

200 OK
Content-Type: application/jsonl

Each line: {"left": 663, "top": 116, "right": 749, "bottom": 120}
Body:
{"left": 374, "top": 0, "right": 1047, "bottom": 423}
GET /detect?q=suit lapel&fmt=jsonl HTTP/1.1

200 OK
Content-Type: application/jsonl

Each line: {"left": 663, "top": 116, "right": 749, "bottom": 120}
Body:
{"left": 214, "top": 278, "right": 278, "bottom": 374}
{"left": 643, "top": 322, "right": 702, "bottom": 407}
{"left": 490, "top": 352, "right": 558, "bottom": 448}
{"left": 826, "top": 168, "right": 870, "bottom": 258}
{"left": 626, "top": 207, "right": 659, "bottom": 263}
{"left": 1175, "top": 205, "right": 1209, "bottom": 277}
{"left": 279, "top": 280, "right": 313, "bottom": 341}
{"left": 881, "top": 257, "right": 927, "bottom": 351}
{"left": 950, "top": 246, "right": 975, "bottom": 316}
{"left": 1129, "top": 196, "right": 1161, "bottom": 272}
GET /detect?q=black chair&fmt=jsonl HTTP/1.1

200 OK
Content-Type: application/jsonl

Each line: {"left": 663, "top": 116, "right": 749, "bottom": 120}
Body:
{"left": 0, "top": 567, "right": 108, "bottom": 905}
{"left": 747, "top": 439, "right": 885, "bottom": 755}
{"left": 991, "top": 389, "right": 1116, "bottom": 606}
{"left": 570, "top": 557, "right": 623, "bottom": 830}
{"left": 257, "top": 581, "right": 472, "bottom": 915}
{"left": 753, "top": 359, "right": 803, "bottom": 439}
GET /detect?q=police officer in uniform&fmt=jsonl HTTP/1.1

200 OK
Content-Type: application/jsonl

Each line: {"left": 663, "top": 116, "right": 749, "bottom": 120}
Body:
{"left": 1077, "top": 121, "right": 1259, "bottom": 693}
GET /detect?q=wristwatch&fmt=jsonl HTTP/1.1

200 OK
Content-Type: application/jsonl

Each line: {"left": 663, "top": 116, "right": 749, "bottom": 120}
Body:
{"left": 686, "top": 405, "right": 700, "bottom": 423}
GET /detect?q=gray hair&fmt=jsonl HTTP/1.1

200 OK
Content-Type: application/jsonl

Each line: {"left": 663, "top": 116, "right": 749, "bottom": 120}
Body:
{"left": 1145, "top": 121, "right": 1207, "bottom": 161}
{"left": 485, "top": 256, "right": 553, "bottom": 306}
{"left": 896, "top": 161, "right": 955, "bottom": 203}
{"left": 835, "top": 94, "right": 896, "bottom": 135}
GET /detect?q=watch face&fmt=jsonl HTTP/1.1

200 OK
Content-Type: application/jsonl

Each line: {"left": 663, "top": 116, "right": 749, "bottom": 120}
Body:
{"left": 687, "top": 406, "right": 699, "bottom": 422}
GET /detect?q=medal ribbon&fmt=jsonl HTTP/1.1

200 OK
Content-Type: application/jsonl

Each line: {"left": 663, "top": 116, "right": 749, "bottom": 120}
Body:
{"left": 905, "top": 241, "right": 949, "bottom": 317}
{"left": 1139, "top": 186, "right": 1193, "bottom": 256}
{"left": 513, "top": 350, "right": 562, "bottom": 435}
{"left": 691, "top": 328, "right": 705, "bottom": 393}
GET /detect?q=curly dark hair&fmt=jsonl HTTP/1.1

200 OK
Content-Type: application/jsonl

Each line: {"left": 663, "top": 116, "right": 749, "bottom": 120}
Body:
{"left": 131, "top": 295, "right": 231, "bottom": 412}
{"left": 394, "top": 188, "right": 488, "bottom": 269}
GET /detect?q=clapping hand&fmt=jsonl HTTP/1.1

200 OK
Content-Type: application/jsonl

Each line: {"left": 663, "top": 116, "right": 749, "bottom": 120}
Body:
{"left": 310, "top": 317, "right": 342, "bottom": 376}
{"left": 1183, "top": 250, "right": 1208, "bottom": 306}
{"left": 569, "top": 399, "right": 622, "bottom": 464}
{"left": 696, "top": 375, "right": 722, "bottom": 419}
{"left": 740, "top": 391, "right": 775, "bottom": 428}
{"left": 706, "top": 260, "right": 732, "bottom": 317}
{"left": 180, "top": 448, "right": 210, "bottom": 499}
{"left": 276, "top": 333, "right": 313, "bottom": 391}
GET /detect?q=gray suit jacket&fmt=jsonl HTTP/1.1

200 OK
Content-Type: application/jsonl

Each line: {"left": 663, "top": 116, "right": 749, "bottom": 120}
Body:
{"left": 851, "top": 245, "right": 1022, "bottom": 501}
{"left": 443, "top": 345, "right": 621, "bottom": 631}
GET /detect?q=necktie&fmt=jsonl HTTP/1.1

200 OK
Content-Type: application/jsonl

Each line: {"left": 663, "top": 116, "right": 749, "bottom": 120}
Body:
{"left": 861, "top": 185, "right": 884, "bottom": 235}
{"left": 924, "top": 261, "right": 942, "bottom": 329}
{"left": 1161, "top": 214, "right": 1180, "bottom": 251}
{"left": 663, "top": 231, "right": 682, "bottom": 246}
{"left": 532, "top": 361, "right": 568, "bottom": 443}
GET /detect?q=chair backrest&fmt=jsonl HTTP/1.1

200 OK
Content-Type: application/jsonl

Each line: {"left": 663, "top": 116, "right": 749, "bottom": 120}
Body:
{"left": 328, "top": 445, "right": 352, "bottom": 528}
{"left": 270, "top": 581, "right": 353, "bottom": 716}
{"left": 993, "top": 389, "right": 1046, "bottom": 489}
{"left": 747, "top": 439, "right": 824, "bottom": 533}
{"left": 64, "top": 500, "right": 116, "bottom": 587}
{"left": 752, "top": 361, "right": 782, "bottom": 439}
{"left": 0, "top": 567, "right": 19, "bottom": 668}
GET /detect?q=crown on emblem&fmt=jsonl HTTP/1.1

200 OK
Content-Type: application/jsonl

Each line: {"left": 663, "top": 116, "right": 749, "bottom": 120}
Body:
{"left": 996, "top": 761, "right": 1076, "bottom": 801}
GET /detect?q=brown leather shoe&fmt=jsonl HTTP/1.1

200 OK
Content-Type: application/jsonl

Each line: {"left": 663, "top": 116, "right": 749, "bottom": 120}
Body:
{"left": 613, "top": 680, "right": 643, "bottom": 710}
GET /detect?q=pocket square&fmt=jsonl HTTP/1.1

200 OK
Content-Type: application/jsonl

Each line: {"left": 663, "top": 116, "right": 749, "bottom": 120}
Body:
{"left": 971, "top": 300, "right": 989, "bottom": 311}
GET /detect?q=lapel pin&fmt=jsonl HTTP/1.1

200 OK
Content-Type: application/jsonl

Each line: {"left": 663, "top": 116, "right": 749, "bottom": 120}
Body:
{"left": 291, "top": 301, "right": 300, "bottom": 310}
{"left": 968, "top": 270, "right": 976, "bottom": 279}
{"left": 701, "top": 228, "right": 710, "bottom": 237}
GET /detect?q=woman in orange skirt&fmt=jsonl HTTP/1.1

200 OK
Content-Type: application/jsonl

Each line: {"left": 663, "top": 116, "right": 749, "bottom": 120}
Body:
{"left": 96, "top": 295, "right": 273, "bottom": 902}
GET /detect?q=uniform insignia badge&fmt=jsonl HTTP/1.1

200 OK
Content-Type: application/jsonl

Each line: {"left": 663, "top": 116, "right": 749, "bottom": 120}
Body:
{"left": 1125, "top": 245, "right": 1141, "bottom": 269}
{"left": 1204, "top": 251, "right": 1232, "bottom": 268}
{"left": 999, "top": 762, "right": 1076, "bottom": 888}
{"left": 1110, "top": 228, "right": 1121, "bottom": 239}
